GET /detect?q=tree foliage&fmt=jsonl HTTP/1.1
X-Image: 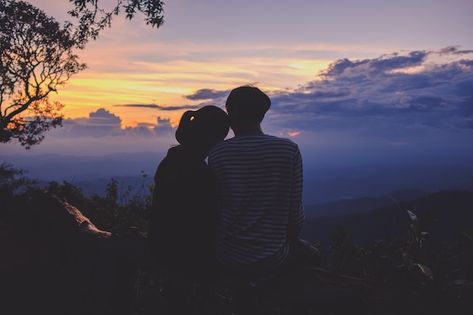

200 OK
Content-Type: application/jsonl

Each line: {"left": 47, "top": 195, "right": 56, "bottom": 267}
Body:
{"left": 0, "top": 0, "right": 85, "bottom": 147}
{"left": 2, "top": 163, "right": 473, "bottom": 314}
{"left": 69, "top": 0, "right": 165, "bottom": 47}
{"left": 0, "top": 0, "right": 164, "bottom": 148}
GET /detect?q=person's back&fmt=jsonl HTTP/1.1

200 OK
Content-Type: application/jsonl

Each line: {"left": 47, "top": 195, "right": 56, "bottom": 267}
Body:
{"left": 148, "top": 106, "right": 230, "bottom": 280}
{"left": 150, "top": 144, "right": 216, "bottom": 274}
{"left": 209, "top": 133, "right": 303, "bottom": 269}
{"left": 208, "top": 86, "right": 304, "bottom": 271}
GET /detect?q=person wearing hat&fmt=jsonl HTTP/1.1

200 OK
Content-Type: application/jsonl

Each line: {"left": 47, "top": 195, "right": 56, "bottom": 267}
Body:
{"left": 147, "top": 105, "right": 229, "bottom": 314}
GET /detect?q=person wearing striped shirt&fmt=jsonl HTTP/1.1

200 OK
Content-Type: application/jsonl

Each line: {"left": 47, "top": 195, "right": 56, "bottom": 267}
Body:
{"left": 208, "top": 86, "right": 304, "bottom": 272}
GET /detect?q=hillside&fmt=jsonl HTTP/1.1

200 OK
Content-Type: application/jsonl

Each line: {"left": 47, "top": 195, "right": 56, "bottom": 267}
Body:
{"left": 302, "top": 190, "right": 473, "bottom": 245}
{"left": 1, "top": 164, "right": 472, "bottom": 315}
{"left": 304, "top": 189, "right": 425, "bottom": 219}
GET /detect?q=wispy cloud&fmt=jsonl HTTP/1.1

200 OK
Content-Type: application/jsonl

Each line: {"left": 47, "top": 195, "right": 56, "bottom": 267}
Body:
{"left": 186, "top": 89, "right": 229, "bottom": 101}
{"left": 114, "top": 103, "right": 200, "bottom": 111}
{"left": 52, "top": 40, "right": 367, "bottom": 125}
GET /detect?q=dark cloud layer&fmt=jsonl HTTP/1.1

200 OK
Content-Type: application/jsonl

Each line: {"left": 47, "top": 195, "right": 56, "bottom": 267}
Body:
{"left": 52, "top": 47, "right": 473, "bottom": 144}
{"left": 172, "top": 47, "right": 473, "bottom": 150}
{"left": 284, "top": 48, "right": 472, "bottom": 131}
{"left": 193, "top": 48, "right": 473, "bottom": 136}
{"left": 186, "top": 89, "right": 229, "bottom": 100}
{"left": 114, "top": 103, "right": 200, "bottom": 111}
{"left": 438, "top": 46, "right": 473, "bottom": 55}
{"left": 322, "top": 50, "right": 428, "bottom": 76}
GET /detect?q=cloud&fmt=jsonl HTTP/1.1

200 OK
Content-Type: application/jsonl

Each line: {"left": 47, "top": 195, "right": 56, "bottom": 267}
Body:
{"left": 154, "top": 117, "right": 174, "bottom": 134}
{"left": 186, "top": 89, "right": 229, "bottom": 101}
{"left": 4, "top": 109, "right": 177, "bottom": 156}
{"left": 271, "top": 48, "right": 473, "bottom": 133}
{"left": 4, "top": 47, "right": 472, "bottom": 170}
{"left": 180, "top": 47, "right": 473, "bottom": 147}
{"left": 56, "top": 108, "right": 175, "bottom": 138}
{"left": 88, "top": 108, "right": 121, "bottom": 121}
{"left": 438, "top": 46, "right": 473, "bottom": 55}
{"left": 114, "top": 103, "right": 200, "bottom": 111}
{"left": 321, "top": 50, "right": 429, "bottom": 77}
{"left": 60, "top": 108, "right": 123, "bottom": 137}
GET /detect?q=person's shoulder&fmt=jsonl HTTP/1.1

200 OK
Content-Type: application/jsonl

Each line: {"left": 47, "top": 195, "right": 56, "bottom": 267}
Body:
{"left": 262, "top": 134, "right": 299, "bottom": 151}
{"left": 209, "top": 135, "right": 269, "bottom": 153}
{"left": 209, "top": 135, "right": 299, "bottom": 155}
{"left": 208, "top": 138, "right": 235, "bottom": 159}
{"left": 154, "top": 146, "right": 181, "bottom": 179}
{"left": 263, "top": 134, "right": 297, "bottom": 145}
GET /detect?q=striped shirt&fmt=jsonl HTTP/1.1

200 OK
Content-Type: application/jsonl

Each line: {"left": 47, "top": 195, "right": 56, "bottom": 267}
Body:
{"left": 208, "top": 133, "right": 304, "bottom": 269}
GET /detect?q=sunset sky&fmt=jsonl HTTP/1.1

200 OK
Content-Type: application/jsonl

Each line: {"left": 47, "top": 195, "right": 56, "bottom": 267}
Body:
{"left": 2, "top": 0, "right": 473, "bottom": 171}
{"left": 27, "top": 0, "right": 473, "bottom": 126}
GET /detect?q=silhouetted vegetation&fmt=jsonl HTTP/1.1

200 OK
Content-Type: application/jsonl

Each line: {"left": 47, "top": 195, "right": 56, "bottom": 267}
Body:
{"left": 0, "top": 0, "right": 85, "bottom": 147}
{"left": 1, "top": 164, "right": 472, "bottom": 314}
{"left": 69, "top": 0, "right": 164, "bottom": 46}
{"left": 0, "top": 0, "right": 164, "bottom": 148}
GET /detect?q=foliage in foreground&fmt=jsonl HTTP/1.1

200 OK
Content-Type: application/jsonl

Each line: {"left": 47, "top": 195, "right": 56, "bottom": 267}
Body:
{"left": 1, "top": 163, "right": 472, "bottom": 314}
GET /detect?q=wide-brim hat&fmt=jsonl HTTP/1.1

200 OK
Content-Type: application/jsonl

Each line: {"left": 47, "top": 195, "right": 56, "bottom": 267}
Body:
{"left": 175, "top": 105, "right": 229, "bottom": 147}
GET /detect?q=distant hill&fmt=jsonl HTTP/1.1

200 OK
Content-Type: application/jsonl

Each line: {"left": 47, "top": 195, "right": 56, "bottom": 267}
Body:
{"left": 2, "top": 153, "right": 473, "bottom": 204}
{"left": 74, "top": 176, "right": 154, "bottom": 200}
{"left": 304, "top": 189, "right": 425, "bottom": 218}
{"left": 0, "top": 152, "right": 165, "bottom": 181}
{"left": 36, "top": 176, "right": 154, "bottom": 204}
{"left": 302, "top": 190, "right": 473, "bottom": 245}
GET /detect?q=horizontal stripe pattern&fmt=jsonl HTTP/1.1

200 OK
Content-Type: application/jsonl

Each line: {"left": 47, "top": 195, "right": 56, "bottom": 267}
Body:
{"left": 208, "top": 134, "right": 304, "bottom": 269}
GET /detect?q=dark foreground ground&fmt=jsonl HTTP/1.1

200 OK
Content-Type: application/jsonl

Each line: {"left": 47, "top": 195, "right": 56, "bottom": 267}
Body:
{"left": 1, "top": 167, "right": 472, "bottom": 314}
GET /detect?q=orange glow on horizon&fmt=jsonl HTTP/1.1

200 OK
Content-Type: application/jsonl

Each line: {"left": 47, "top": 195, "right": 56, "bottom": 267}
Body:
{"left": 48, "top": 38, "right": 333, "bottom": 127}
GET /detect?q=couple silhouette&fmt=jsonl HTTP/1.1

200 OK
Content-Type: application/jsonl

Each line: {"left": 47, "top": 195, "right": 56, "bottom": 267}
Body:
{"left": 147, "top": 86, "right": 305, "bottom": 313}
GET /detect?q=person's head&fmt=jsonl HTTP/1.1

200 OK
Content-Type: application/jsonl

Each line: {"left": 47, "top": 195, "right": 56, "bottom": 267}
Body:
{"left": 225, "top": 86, "right": 271, "bottom": 134}
{"left": 175, "top": 105, "right": 229, "bottom": 153}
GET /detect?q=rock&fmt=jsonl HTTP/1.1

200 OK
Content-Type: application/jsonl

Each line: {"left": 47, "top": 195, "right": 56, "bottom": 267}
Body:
{"left": 33, "top": 191, "right": 112, "bottom": 240}
{"left": 1, "top": 192, "right": 142, "bottom": 315}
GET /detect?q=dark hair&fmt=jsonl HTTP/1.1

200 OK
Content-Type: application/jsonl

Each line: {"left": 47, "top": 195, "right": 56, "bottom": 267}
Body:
{"left": 175, "top": 105, "right": 229, "bottom": 148}
{"left": 225, "top": 86, "right": 271, "bottom": 123}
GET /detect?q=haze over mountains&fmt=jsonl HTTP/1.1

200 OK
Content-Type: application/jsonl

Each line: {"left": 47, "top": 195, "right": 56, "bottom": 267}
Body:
{"left": 1, "top": 151, "right": 472, "bottom": 206}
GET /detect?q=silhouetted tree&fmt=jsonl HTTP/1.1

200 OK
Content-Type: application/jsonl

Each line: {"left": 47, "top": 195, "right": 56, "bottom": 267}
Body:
{"left": 0, "top": 0, "right": 85, "bottom": 148}
{"left": 69, "top": 0, "right": 165, "bottom": 47}
{"left": 0, "top": 0, "right": 164, "bottom": 148}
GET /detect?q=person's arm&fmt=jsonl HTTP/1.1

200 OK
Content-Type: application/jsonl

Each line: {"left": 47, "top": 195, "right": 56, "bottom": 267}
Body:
{"left": 288, "top": 147, "right": 304, "bottom": 241}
